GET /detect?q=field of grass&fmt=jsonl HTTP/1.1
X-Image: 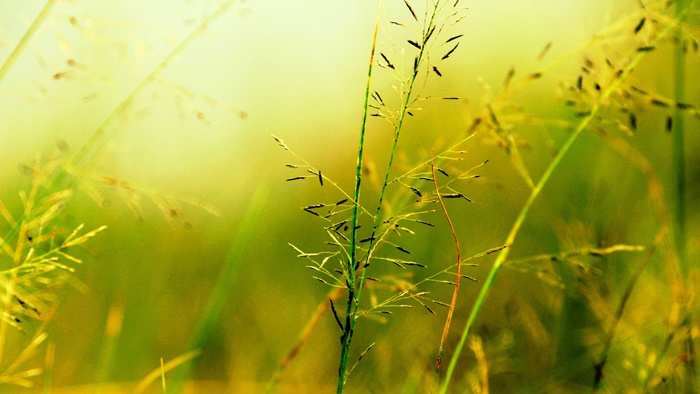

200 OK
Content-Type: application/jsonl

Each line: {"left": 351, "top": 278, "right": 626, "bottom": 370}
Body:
{"left": 0, "top": 0, "right": 698, "bottom": 393}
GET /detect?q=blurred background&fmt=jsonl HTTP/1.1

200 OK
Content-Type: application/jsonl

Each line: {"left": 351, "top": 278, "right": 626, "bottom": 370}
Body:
{"left": 0, "top": 0, "right": 698, "bottom": 392}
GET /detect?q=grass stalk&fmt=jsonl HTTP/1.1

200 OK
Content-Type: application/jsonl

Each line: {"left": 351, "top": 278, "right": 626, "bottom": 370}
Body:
{"left": 170, "top": 182, "right": 268, "bottom": 393}
{"left": 349, "top": 0, "right": 446, "bottom": 358}
{"left": 339, "top": 1, "right": 454, "bottom": 389}
{"left": 0, "top": 0, "right": 58, "bottom": 84}
{"left": 592, "top": 229, "right": 665, "bottom": 391}
{"left": 673, "top": 0, "right": 688, "bottom": 280}
{"left": 95, "top": 304, "right": 124, "bottom": 390}
{"left": 439, "top": 114, "right": 590, "bottom": 393}
{"left": 135, "top": 351, "right": 200, "bottom": 394}
{"left": 266, "top": 287, "right": 343, "bottom": 393}
{"left": 438, "top": 6, "right": 695, "bottom": 390}
{"left": 672, "top": 1, "right": 696, "bottom": 391}
{"left": 336, "top": 5, "right": 381, "bottom": 392}
{"left": 430, "top": 154, "right": 462, "bottom": 372}
{"left": 360, "top": 0, "right": 443, "bottom": 263}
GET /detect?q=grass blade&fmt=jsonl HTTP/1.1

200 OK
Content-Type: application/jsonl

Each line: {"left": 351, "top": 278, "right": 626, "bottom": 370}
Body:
{"left": 170, "top": 182, "right": 268, "bottom": 393}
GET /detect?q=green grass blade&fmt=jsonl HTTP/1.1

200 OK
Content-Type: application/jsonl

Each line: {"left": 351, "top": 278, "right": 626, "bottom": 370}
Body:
{"left": 0, "top": 0, "right": 58, "bottom": 84}
{"left": 170, "top": 182, "right": 269, "bottom": 393}
{"left": 672, "top": 1, "right": 696, "bottom": 390}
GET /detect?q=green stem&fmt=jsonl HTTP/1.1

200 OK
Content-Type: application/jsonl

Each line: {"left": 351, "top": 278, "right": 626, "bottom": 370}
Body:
{"left": 673, "top": 1, "right": 696, "bottom": 391}
{"left": 337, "top": 5, "right": 381, "bottom": 393}
{"left": 439, "top": 108, "right": 592, "bottom": 393}
{"left": 438, "top": 5, "right": 694, "bottom": 390}
{"left": 673, "top": 0, "right": 689, "bottom": 277}
{"left": 674, "top": 0, "right": 688, "bottom": 279}
{"left": 170, "top": 182, "right": 268, "bottom": 393}
{"left": 340, "top": 3, "right": 445, "bottom": 391}
{"left": 0, "top": 0, "right": 58, "bottom": 84}
{"left": 352, "top": 0, "right": 442, "bottom": 331}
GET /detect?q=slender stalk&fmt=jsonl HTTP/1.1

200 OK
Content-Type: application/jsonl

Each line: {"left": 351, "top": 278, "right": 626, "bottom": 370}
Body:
{"left": 592, "top": 230, "right": 665, "bottom": 391}
{"left": 438, "top": 6, "right": 694, "bottom": 390}
{"left": 674, "top": 0, "right": 688, "bottom": 281}
{"left": 336, "top": 5, "right": 381, "bottom": 393}
{"left": 440, "top": 109, "right": 592, "bottom": 393}
{"left": 672, "top": 1, "right": 696, "bottom": 391}
{"left": 340, "top": 2, "right": 450, "bottom": 390}
{"left": 0, "top": 0, "right": 58, "bottom": 84}
{"left": 170, "top": 182, "right": 268, "bottom": 394}
{"left": 266, "top": 288, "right": 343, "bottom": 393}
{"left": 430, "top": 154, "right": 462, "bottom": 371}
{"left": 352, "top": 0, "right": 444, "bottom": 337}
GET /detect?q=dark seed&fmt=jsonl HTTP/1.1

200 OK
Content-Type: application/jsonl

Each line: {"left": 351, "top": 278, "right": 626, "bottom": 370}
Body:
{"left": 396, "top": 246, "right": 412, "bottom": 254}
{"left": 442, "top": 43, "right": 459, "bottom": 60}
{"left": 446, "top": 34, "right": 463, "bottom": 44}
{"left": 403, "top": 0, "right": 418, "bottom": 21}
{"left": 303, "top": 208, "right": 320, "bottom": 216}
{"left": 651, "top": 99, "right": 669, "bottom": 108}
{"left": 538, "top": 42, "right": 552, "bottom": 60}
{"left": 504, "top": 67, "right": 515, "bottom": 88}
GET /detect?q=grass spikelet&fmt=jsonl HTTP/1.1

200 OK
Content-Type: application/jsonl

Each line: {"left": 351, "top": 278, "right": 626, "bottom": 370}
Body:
{"left": 442, "top": 42, "right": 459, "bottom": 60}
{"left": 403, "top": 0, "right": 418, "bottom": 21}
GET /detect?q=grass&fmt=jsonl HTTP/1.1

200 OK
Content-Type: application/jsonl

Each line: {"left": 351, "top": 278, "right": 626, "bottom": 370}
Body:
{"left": 1, "top": 0, "right": 698, "bottom": 392}
{"left": 275, "top": 0, "right": 700, "bottom": 392}
{"left": 275, "top": 2, "right": 477, "bottom": 390}
{"left": 0, "top": 0, "right": 241, "bottom": 390}
{"left": 440, "top": 7, "right": 695, "bottom": 389}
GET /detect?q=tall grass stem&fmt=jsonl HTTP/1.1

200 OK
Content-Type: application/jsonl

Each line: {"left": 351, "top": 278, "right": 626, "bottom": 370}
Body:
{"left": 0, "top": 0, "right": 58, "bottom": 84}
{"left": 171, "top": 182, "right": 269, "bottom": 393}
{"left": 337, "top": 5, "right": 381, "bottom": 393}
